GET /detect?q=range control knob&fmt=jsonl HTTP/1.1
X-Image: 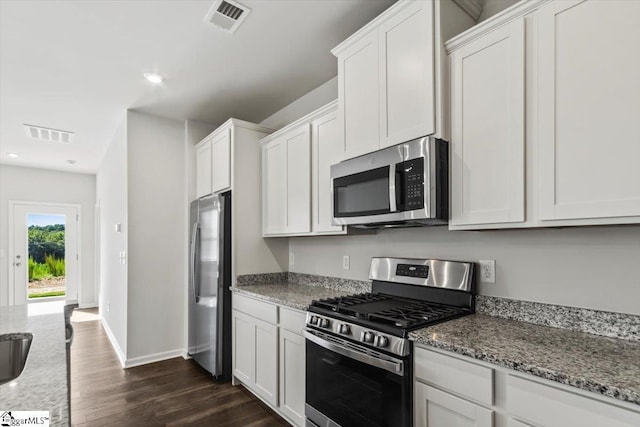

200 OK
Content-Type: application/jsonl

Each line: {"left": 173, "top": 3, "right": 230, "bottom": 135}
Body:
{"left": 338, "top": 324, "right": 351, "bottom": 335}
{"left": 319, "top": 318, "right": 330, "bottom": 328}
{"left": 362, "top": 331, "right": 374, "bottom": 343}
{"left": 309, "top": 316, "right": 319, "bottom": 326}
{"left": 374, "top": 335, "right": 389, "bottom": 348}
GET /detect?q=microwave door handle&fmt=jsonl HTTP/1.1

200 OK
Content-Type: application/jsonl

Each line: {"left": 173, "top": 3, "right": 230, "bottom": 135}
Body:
{"left": 389, "top": 163, "right": 397, "bottom": 212}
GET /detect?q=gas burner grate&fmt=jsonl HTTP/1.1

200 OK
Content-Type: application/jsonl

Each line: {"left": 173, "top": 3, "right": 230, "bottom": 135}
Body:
{"left": 311, "top": 293, "right": 391, "bottom": 312}
{"left": 368, "top": 302, "right": 467, "bottom": 329}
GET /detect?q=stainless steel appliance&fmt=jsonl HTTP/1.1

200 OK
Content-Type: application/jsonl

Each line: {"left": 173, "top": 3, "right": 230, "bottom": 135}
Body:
{"left": 330, "top": 136, "right": 448, "bottom": 228}
{"left": 304, "top": 257, "right": 475, "bottom": 427}
{"left": 188, "top": 191, "right": 232, "bottom": 379}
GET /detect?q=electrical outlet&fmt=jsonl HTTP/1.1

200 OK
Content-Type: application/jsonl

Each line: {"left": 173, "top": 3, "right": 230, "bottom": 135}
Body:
{"left": 289, "top": 252, "right": 294, "bottom": 266}
{"left": 479, "top": 260, "right": 496, "bottom": 283}
{"left": 342, "top": 255, "right": 350, "bottom": 270}
{"left": 107, "top": 303, "right": 110, "bottom": 313}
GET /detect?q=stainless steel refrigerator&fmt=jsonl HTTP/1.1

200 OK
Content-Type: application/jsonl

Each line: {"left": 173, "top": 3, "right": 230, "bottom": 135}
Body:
{"left": 188, "top": 191, "right": 232, "bottom": 379}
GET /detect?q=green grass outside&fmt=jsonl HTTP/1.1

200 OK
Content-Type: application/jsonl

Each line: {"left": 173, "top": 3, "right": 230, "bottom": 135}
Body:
{"left": 28, "top": 255, "right": 65, "bottom": 281}
{"left": 28, "top": 290, "right": 66, "bottom": 299}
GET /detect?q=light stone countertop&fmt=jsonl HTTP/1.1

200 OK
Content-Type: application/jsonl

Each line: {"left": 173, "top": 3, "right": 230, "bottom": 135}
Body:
{"left": 231, "top": 282, "right": 351, "bottom": 311}
{"left": 0, "top": 302, "right": 69, "bottom": 426}
{"left": 410, "top": 314, "right": 640, "bottom": 406}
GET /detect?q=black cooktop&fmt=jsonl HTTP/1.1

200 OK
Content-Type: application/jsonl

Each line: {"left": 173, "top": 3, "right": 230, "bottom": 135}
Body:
{"left": 309, "top": 292, "right": 469, "bottom": 333}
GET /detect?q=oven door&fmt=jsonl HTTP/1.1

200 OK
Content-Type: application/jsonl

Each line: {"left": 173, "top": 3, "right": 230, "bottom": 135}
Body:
{"left": 305, "top": 329, "right": 412, "bottom": 427}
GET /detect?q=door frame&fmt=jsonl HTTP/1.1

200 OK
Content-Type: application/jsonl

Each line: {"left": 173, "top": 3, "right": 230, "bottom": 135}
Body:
{"left": 8, "top": 200, "right": 82, "bottom": 306}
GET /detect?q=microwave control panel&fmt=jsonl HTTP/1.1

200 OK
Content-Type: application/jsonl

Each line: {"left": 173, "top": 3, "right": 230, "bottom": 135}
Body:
{"left": 397, "top": 158, "right": 424, "bottom": 211}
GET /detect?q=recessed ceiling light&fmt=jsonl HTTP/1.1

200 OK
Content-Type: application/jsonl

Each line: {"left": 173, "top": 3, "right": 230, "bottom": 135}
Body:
{"left": 144, "top": 73, "right": 164, "bottom": 84}
{"left": 67, "top": 160, "right": 77, "bottom": 165}
{"left": 7, "top": 152, "right": 19, "bottom": 158}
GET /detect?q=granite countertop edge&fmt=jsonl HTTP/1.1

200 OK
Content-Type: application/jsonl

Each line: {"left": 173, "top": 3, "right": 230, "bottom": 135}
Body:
{"left": 231, "top": 285, "right": 309, "bottom": 311}
{"left": 410, "top": 328, "right": 640, "bottom": 406}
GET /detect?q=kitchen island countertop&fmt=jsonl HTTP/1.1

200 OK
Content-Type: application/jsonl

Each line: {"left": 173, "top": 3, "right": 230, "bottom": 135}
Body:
{"left": 0, "top": 302, "right": 69, "bottom": 426}
{"left": 410, "top": 314, "right": 640, "bottom": 406}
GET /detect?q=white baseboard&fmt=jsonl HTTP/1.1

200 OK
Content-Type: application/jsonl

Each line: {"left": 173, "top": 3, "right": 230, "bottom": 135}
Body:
{"left": 100, "top": 318, "right": 126, "bottom": 368}
{"left": 78, "top": 302, "right": 98, "bottom": 309}
{"left": 124, "top": 349, "right": 185, "bottom": 369}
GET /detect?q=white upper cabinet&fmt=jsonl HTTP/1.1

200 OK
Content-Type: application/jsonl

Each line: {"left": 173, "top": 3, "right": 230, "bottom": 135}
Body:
{"left": 337, "top": 31, "right": 380, "bottom": 159}
{"left": 211, "top": 128, "right": 231, "bottom": 193}
{"left": 312, "top": 105, "right": 344, "bottom": 234}
{"left": 332, "top": 0, "right": 473, "bottom": 161}
{"left": 195, "top": 138, "right": 213, "bottom": 198}
{"left": 262, "top": 138, "right": 287, "bottom": 235}
{"left": 262, "top": 125, "right": 311, "bottom": 236}
{"left": 450, "top": 18, "right": 525, "bottom": 227}
{"left": 194, "top": 119, "right": 272, "bottom": 201}
{"left": 379, "top": 1, "right": 435, "bottom": 148}
{"left": 446, "top": 0, "right": 640, "bottom": 229}
{"left": 537, "top": 0, "right": 640, "bottom": 222}
{"left": 284, "top": 125, "right": 312, "bottom": 234}
{"left": 262, "top": 101, "right": 346, "bottom": 237}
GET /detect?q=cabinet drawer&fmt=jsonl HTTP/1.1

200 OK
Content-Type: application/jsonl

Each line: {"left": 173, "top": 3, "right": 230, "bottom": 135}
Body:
{"left": 279, "top": 307, "right": 306, "bottom": 335}
{"left": 415, "top": 346, "right": 493, "bottom": 406}
{"left": 233, "top": 294, "right": 278, "bottom": 324}
{"left": 507, "top": 375, "right": 640, "bottom": 427}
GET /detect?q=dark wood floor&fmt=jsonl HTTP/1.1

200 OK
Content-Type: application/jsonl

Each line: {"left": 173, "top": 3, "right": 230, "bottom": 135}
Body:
{"left": 70, "top": 309, "right": 289, "bottom": 427}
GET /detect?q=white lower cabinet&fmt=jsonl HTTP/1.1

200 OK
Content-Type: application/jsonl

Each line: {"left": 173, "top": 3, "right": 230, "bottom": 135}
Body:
{"left": 506, "top": 375, "right": 640, "bottom": 427}
{"left": 279, "top": 328, "right": 305, "bottom": 425}
{"left": 414, "top": 346, "right": 640, "bottom": 427}
{"left": 232, "top": 294, "right": 306, "bottom": 426}
{"left": 415, "top": 382, "right": 493, "bottom": 427}
{"left": 231, "top": 310, "right": 278, "bottom": 406}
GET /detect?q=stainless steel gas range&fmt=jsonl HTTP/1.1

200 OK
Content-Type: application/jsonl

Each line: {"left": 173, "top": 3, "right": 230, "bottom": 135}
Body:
{"left": 304, "top": 257, "right": 476, "bottom": 427}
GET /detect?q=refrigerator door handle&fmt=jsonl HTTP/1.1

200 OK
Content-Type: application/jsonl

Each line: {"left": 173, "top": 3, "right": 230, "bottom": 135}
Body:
{"left": 190, "top": 222, "right": 200, "bottom": 303}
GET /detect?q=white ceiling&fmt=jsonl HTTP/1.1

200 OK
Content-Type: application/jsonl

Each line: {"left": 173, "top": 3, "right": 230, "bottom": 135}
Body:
{"left": 0, "top": 0, "right": 395, "bottom": 174}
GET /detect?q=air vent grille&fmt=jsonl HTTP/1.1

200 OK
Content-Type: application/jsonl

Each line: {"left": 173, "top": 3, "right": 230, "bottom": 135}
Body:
{"left": 203, "top": 0, "right": 251, "bottom": 34}
{"left": 24, "top": 124, "right": 74, "bottom": 144}
{"left": 217, "top": 1, "right": 244, "bottom": 20}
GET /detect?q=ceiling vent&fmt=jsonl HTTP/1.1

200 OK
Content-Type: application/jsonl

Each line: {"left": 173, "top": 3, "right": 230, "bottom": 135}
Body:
{"left": 204, "top": 0, "right": 251, "bottom": 34}
{"left": 24, "top": 124, "right": 74, "bottom": 144}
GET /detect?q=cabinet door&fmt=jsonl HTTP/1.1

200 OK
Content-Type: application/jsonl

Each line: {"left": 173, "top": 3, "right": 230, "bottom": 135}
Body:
{"left": 262, "top": 139, "right": 286, "bottom": 235}
{"left": 212, "top": 128, "right": 231, "bottom": 193}
{"left": 508, "top": 420, "right": 533, "bottom": 427}
{"left": 285, "top": 125, "right": 311, "bottom": 234}
{"left": 507, "top": 375, "right": 640, "bottom": 427}
{"left": 450, "top": 18, "right": 525, "bottom": 227}
{"left": 311, "top": 109, "right": 344, "bottom": 234}
{"left": 279, "top": 329, "right": 305, "bottom": 426}
{"left": 232, "top": 310, "right": 254, "bottom": 385}
{"left": 195, "top": 139, "right": 213, "bottom": 198}
{"left": 379, "top": 1, "right": 435, "bottom": 148}
{"left": 415, "top": 383, "right": 493, "bottom": 427}
{"left": 254, "top": 318, "right": 278, "bottom": 407}
{"left": 338, "top": 31, "right": 380, "bottom": 160}
{"left": 537, "top": 0, "right": 640, "bottom": 221}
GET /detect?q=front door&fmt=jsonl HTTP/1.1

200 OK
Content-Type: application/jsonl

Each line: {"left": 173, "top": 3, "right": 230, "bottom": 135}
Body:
{"left": 10, "top": 202, "right": 79, "bottom": 305}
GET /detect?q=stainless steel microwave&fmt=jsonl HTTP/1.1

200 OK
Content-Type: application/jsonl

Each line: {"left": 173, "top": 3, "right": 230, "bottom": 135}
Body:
{"left": 330, "top": 136, "right": 448, "bottom": 228}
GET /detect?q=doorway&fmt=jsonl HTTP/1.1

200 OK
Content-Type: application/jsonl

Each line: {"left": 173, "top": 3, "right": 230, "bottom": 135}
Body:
{"left": 9, "top": 202, "right": 80, "bottom": 305}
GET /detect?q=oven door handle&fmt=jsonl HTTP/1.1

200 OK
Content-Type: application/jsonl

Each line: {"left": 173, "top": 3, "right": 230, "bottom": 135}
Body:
{"left": 304, "top": 330, "right": 404, "bottom": 376}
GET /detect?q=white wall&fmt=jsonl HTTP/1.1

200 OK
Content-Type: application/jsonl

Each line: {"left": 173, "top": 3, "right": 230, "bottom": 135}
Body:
{"left": 96, "top": 115, "right": 128, "bottom": 360}
{"left": 0, "top": 165, "right": 96, "bottom": 307}
{"left": 260, "top": 76, "right": 338, "bottom": 130}
{"left": 290, "top": 225, "right": 640, "bottom": 315}
{"left": 125, "top": 110, "right": 185, "bottom": 362}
